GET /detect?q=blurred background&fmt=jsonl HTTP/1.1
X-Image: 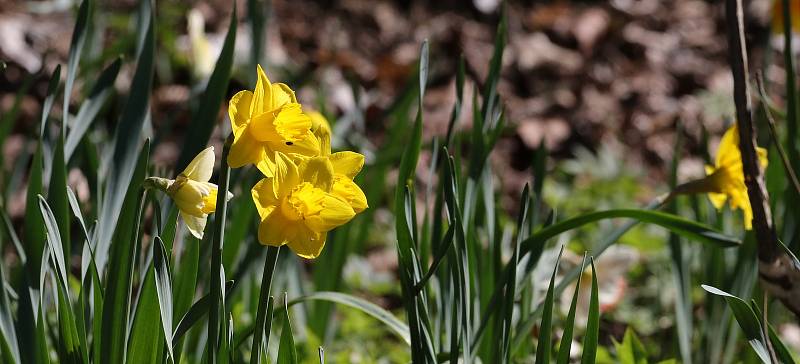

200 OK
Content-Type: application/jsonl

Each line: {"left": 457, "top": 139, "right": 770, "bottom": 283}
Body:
{"left": 2, "top": 0, "right": 786, "bottom": 213}
{"left": 1, "top": 0, "right": 796, "bottom": 361}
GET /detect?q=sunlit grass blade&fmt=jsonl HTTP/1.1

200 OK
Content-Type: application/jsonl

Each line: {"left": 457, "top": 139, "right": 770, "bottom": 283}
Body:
{"left": 154, "top": 236, "right": 175, "bottom": 361}
{"left": 100, "top": 140, "right": 150, "bottom": 364}
{"left": 580, "top": 257, "right": 599, "bottom": 364}
{"left": 176, "top": 4, "right": 236, "bottom": 171}
{"left": 95, "top": 0, "right": 154, "bottom": 274}
{"left": 48, "top": 135, "right": 70, "bottom": 261}
{"left": 63, "top": 0, "right": 92, "bottom": 132}
{"left": 521, "top": 209, "right": 739, "bottom": 256}
{"left": 40, "top": 196, "right": 84, "bottom": 362}
{"left": 38, "top": 196, "right": 69, "bottom": 294}
{"left": 701, "top": 285, "right": 771, "bottom": 363}
{"left": 288, "top": 291, "right": 411, "bottom": 345}
{"left": 65, "top": 57, "right": 121, "bottom": 160}
{"left": 556, "top": 255, "right": 586, "bottom": 364}
{"left": 277, "top": 294, "right": 298, "bottom": 364}
{"left": 534, "top": 247, "right": 564, "bottom": 364}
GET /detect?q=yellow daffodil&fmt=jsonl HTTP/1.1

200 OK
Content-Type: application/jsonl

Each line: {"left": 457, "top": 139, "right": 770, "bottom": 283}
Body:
{"left": 228, "top": 65, "right": 320, "bottom": 176}
{"left": 295, "top": 111, "right": 368, "bottom": 214}
{"left": 772, "top": 0, "right": 800, "bottom": 34}
{"left": 145, "top": 147, "right": 233, "bottom": 239}
{"left": 251, "top": 152, "right": 366, "bottom": 258}
{"left": 702, "top": 125, "right": 768, "bottom": 230}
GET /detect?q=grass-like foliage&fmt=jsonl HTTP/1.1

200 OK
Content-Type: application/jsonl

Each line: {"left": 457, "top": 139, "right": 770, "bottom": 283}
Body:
{"left": 4, "top": 0, "right": 800, "bottom": 363}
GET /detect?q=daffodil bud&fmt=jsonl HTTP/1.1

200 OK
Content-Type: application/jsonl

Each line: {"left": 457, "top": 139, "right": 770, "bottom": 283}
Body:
{"left": 148, "top": 147, "right": 233, "bottom": 239}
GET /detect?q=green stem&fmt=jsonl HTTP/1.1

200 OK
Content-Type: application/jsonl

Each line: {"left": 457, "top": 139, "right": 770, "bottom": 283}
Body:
{"left": 208, "top": 135, "right": 233, "bottom": 363}
{"left": 250, "top": 245, "right": 281, "bottom": 364}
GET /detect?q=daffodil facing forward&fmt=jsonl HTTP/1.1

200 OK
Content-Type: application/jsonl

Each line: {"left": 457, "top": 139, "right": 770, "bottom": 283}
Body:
{"left": 293, "top": 111, "right": 368, "bottom": 214}
{"left": 228, "top": 65, "right": 320, "bottom": 176}
{"left": 251, "top": 152, "right": 366, "bottom": 258}
{"left": 674, "top": 125, "right": 767, "bottom": 230}
{"left": 145, "top": 147, "right": 233, "bottom": 239}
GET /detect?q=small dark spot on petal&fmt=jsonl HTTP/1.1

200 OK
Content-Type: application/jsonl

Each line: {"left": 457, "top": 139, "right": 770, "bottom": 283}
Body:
{"left": 286, "top": 141, "right": 294, "bottom": 146}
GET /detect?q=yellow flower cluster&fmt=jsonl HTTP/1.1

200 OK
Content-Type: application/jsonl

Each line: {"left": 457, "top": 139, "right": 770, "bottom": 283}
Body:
{"left": 229, "top": 66, "right": 367, "bottom": 258}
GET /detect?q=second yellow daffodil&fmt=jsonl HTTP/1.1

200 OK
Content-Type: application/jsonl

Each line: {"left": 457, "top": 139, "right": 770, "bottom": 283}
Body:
{"left": 251, "top": 152, "right": 366, "bottom": 258}
{"left": 703, "top": 125, "right": 768, "bottom": 230}
{"left": 228, "top": 65, "right": 320, "bottom": 176}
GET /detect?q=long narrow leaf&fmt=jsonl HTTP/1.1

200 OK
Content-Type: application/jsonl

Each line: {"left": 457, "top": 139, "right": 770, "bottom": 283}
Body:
{"left": 580, "top": 258, "right": 600, "bottom": 364}
{"left": 65, "top": 58, "right": 121, "bottom": 160}
{"left": 277, "top": 294, "right": 297, "bottom": 364}
{"left": 153, "top": 236, "right": 174, "bottom": 361}
{"left": 63, "top": 0, "right": 92, "bottom": 131}
{"left": 288, "top": 291, "right": 411, "bottom": 345}
{"left": 95, "top": 0, "right": 154, "bottom": 274}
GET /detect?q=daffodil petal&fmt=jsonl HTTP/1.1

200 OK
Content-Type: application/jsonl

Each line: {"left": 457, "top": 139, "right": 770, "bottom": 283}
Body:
{"left": 256, "top": 153, "right": 278, "bottom": 177}
{"left": 228, "top": 127, "right": 266, "bottom": 169}
{"left": 181, "top": 211, "right": 208, "bottom": 240}
{"left": 304, "top": 192, "right": 355, "bottom": 233}
{"left": 272, "top": 152, "right": 300, "bottom": 198}
{"left": 332, "top": 176, "right": 368, "bottom": 213}
{"left": 330, "top": 151, "right": 365, "bottom": 179}
{"left": 252, "top": 178, "right": 278, "bottom": 219}
{"left": 715, "top": 125, "right": 740, "bottom": 168}
{"left": 251, "top": 65, "right": 272, "bottom": 116}
{"left": 271, "top": 130, "right": 321, "bottom": 158}
{"left": 299, "top": 156, "right": 335, "bottom": 192}
{"left": 182, "top": 146, "right": 215, "bottom": 182}
{"left": 273, "top": 103, "right": 313, "bottom": 142}
{"left": 288, "top": 230, "right": 326, "bottom": 259}
{"left": 271, "top": 83, "right": 296, "bottom": 108}
{"left": 257, "top": 210, "right": 290, "bottom": 247}
{"left": 229, "top": 90, "right": 253, "bottom": 134}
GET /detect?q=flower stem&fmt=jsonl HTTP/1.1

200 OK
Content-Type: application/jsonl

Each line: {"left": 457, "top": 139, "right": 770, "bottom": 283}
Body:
{"left": 208, "top": 135, "right": 233, "bottom": 363}
{"left": 250, "top": 245, "right": 281, "bottom": 364}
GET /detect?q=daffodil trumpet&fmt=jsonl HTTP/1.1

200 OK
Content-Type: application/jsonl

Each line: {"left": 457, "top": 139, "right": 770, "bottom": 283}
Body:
{"left": 145, "top": 146, "right": 233, "bottom": 239}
